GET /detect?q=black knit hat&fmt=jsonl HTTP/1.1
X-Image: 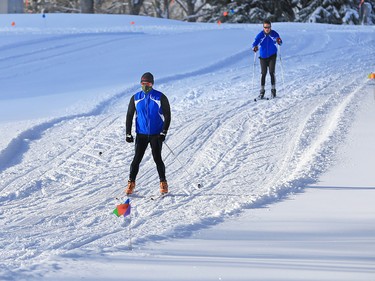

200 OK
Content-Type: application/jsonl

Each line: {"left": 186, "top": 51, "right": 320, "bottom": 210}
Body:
{"left": 141, "top": 72, "right": 154, "bottom": 84}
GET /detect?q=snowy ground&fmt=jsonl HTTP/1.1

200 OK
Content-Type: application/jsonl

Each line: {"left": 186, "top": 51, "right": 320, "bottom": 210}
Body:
{"left": 0, "top": 14, "right": 374, "bottom": 280}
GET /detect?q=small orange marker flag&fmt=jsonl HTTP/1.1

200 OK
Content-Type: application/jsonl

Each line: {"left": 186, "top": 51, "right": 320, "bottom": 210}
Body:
{"left": 11, "top": 22, "right": 16, "bottom": 27}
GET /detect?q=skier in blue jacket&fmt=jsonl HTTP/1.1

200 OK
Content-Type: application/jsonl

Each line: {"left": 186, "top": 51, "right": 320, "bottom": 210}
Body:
{"left": 252, "top": 20, "right": 282, "bottom": 99}
{"left": 125, "top": 72, "right": 171, "bottom": 195}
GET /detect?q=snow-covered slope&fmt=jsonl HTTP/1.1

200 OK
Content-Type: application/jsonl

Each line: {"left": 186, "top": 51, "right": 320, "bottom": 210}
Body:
{"left": 0, "top": 14, "right": 374, "bottom": 280}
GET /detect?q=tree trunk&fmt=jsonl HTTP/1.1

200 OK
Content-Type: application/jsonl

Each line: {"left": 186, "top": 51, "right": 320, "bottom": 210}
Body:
{"left": 186, "top": 0, "right": 195, "bottom": 21}
{"left": 80, "top": 0, "right": 94, "bottom": 13}
{"left": 128, "top": 0, "right": 144, "bottom": 15}
{"left": 164, "top": 0, "right": 170, "bottom": 19}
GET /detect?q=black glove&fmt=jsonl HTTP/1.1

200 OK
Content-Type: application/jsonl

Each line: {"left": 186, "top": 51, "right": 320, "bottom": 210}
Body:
{"left": 126, "top": 134, "right": 134, "bottom": 143}
{"left": 253, "top": 46, "right": 258, "bottom": 52}
{"left": 159, "top": 130, "right": 167, "bottom": 142}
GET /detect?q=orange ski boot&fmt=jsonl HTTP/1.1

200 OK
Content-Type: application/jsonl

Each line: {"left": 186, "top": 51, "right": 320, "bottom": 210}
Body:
{"left": 125, "top": 180, "right": 135, "bottom": 195}
{"left": 160, "top": 181, "right": 168, "bottom": 194}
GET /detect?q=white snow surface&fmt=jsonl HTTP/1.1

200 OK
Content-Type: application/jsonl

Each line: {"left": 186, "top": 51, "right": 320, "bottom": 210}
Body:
{"left": 0, "top": 14, "right": 375, "bottom": 280}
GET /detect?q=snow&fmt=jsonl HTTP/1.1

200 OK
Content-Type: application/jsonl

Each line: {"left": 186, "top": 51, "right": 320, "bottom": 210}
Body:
{"left": 0, "top": 14, "right": 375, "bottom": 280}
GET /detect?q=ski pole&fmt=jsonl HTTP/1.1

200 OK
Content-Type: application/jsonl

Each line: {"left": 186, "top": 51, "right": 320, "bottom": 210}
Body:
{"left": 278, "top": 45, "right": 286, "bottom": 94}
{"left": 251, "top": 50, "right": 257, "bottom": 96}
{"left": 128, "top": 208, "right": 133, "bottom": 250}
{"left": 164, "top": 141, "right": 201, "bottom": 189}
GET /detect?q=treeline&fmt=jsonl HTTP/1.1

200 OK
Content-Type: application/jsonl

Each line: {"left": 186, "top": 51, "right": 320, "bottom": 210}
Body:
{"left": 25, "top": 0, "right": 374, "bottom": 24}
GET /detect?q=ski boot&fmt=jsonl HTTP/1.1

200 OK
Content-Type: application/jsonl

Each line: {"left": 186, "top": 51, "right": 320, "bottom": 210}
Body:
{"left": 271, "top": 89, "right": 276, "bottom": 98}
{"left": 259, "top": 89, "right": 265, "bottom": 100}
{"left": 125, "top": 180, "right": 135, "bottom": 195}
{"left": 160, "top": 181, "right": 168, "bottom": 194}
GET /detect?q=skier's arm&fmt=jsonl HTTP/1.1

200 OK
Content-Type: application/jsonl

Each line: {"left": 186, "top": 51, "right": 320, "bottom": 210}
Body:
{"left": 126, "top": 96, "right": 135, "bottom": 135}
{"left": 161, "top": 94, "right": 171, "bottom": 133}
{"left": 252, "top": 32, "right": 263, "bottom": 48}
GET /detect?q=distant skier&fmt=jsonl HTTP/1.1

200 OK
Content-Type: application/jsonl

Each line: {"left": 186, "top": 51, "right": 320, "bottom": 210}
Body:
{"left": 359, "top": 1, "right": 372, "bottom": 25}
{"left": 252, "top": 20, "right": 283, "bottom": 99}
{"left": 125, "top": 72, "right": 171, "bottom": 195}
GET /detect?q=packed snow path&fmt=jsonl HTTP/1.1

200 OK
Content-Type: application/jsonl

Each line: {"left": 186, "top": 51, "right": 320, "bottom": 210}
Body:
{"left": 0, "top": 17, "right": 374, "bottom": 277}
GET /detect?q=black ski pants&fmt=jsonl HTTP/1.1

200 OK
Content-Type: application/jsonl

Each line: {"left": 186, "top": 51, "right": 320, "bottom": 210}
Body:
{"left": 129, "top": 134, "right": 166, "bottom": 182}
{"left": 260, "top": 54, "right": 277, "bottom": 87}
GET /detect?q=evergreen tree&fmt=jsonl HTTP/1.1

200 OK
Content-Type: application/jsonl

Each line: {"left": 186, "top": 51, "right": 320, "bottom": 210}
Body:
{"left": 201, "top": 0, "right": 374, "bottom": 24}
{"left": 201, "top": 0, "right": 296, "bottom": 23}
{"left": 23, "top": 0, "right": 375, "bottom": 25}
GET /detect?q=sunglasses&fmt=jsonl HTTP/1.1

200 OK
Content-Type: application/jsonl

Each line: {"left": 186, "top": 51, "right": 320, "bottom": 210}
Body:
{"left": 263, "top": 26, "right": 271, "bottom": 29}
{"left": 141, "top": 82, "right": 153, "bottom": 86}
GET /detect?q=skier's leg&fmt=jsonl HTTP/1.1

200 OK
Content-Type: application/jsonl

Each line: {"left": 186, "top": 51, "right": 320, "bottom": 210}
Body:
{"left": 150, "top": 135, "right": 166, "bottom": 182}
{"left": 260, "top": 58, "right": 267, "bottom": 87}
{"left": 260, "top": 58, "right": 267, "bottom": 98}
{"left": 269, "top": 55, "right": 276, "bottom": 88}
{"left": 129, "top": 134, "right": 149, "bottom": 181}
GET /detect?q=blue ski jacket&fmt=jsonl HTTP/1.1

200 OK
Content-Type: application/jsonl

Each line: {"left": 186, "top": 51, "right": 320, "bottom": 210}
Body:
{"left": 126, "top": 88, "right": 171, "bottom": 136}
{"left": 252, "top": 30, "right": 282, "bottom": 59}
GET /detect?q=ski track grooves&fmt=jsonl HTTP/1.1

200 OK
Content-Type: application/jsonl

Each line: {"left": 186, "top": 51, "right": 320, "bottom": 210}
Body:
{"left": 1, "top": 26, "right": 372, "bottom": 272}
{"left": 0, "top": 47, "right": 248, "bottom": 176}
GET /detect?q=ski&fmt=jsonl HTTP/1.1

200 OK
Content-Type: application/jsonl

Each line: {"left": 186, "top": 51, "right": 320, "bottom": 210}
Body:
{"left": 115, "top": 193, "right": 145, "bottom": 201}
{"left": 254, "top": 97, "right": 269, "bottom": 102}
{"left": 126, "top": 192, "right": 146, "bottom": 199}
{"left": 116, "top": 181, "right": 202, "bottom": 202}
{"left": 254, "top": 96, "right": 278, "bottom": 102}
{"left": 116, "top": 192, "right": 167, "bottom": 201}
{"left": 150, "top": 193, "right": 168, "bottom": 201}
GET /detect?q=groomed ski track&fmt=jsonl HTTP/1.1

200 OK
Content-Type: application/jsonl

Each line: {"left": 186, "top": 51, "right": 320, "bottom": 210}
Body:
{"left": 0, "top": 22, "right": 374, "bottom": 276}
